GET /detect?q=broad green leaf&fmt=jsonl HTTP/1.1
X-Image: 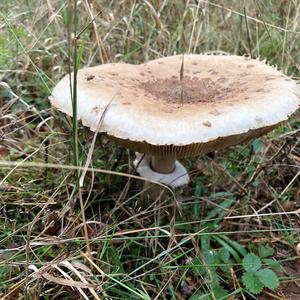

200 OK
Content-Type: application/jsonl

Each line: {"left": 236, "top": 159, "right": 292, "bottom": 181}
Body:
{"left": 242, "top": 253, "right": 262, "bottom": 272}
{"left": 218, "top": 247, "right": 231, "bottom": 274}
{"left": 262, "top": 258, "right": 283, "bottom": 272}
{"left": 211, "top": 285, "right": 229, "bottom": 299}
{"left": 218, "top": 247, "right": 230, "bottom": 263}
{"left": 202, "top": 250, "right": 215, "bottom": 265}
{"left": 211, "top": 270, "right": 220, "bottom": 286}
{"left": 191, "top": 257, "right": 206, "bottom": 276}
{"left": 201, "top": 235, "right": 211, "bottom": 254}
{"left": 193, "top": 177, "right": 202, "bottom": 216}
{"left": 252, "top": 138, "right": 264, "bottom": 154}
{"left": 242, "top": 272, "right": 264, "bottom": 294}
{"left": 206, "top": 198, "right": 235, "bottom": 220}
{"left": 212, "top": 236, "right": 241, "bottom": 262}
{"left": 215, "top": 235, "right": 247, "bottom": 258}
{"left": 258, "top": 245, "right": 274, "bottom": 258}
{"left": 257, "top": 269, "right": 279, "bottom": 289}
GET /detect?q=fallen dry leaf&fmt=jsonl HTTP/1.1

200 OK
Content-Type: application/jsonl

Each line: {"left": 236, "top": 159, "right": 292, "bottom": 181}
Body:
{"left": 295, "top": 243, "right": 300, "bottom": 257}
{"left": 0, "top": 146, "right": 9, "bottom": 158}
{"left": 42, "top": 272, "right": 97, "bottom": 289}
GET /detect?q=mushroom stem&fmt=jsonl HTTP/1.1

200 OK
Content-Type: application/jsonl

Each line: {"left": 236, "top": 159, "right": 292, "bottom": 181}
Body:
{"left": 134, "top": 153, "right": 189, "bottom": 188}
{"left": 134, "top": 153, "right": 190, "bottom": 207}
{"left": 141, "top": 156, "right": 176, "bottom": 206}
{"left": 151, "top": 156, "right": 176, "bottom": 174}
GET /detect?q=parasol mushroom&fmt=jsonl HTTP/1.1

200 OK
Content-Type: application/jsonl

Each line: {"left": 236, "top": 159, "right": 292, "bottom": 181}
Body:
{"left": 50, "top": 54, "right": 300, "bottom": 191}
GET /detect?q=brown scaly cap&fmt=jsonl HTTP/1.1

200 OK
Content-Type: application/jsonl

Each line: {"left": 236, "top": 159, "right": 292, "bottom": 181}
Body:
{"left": 50, "top": 54, "right": 300, "bottom": 158}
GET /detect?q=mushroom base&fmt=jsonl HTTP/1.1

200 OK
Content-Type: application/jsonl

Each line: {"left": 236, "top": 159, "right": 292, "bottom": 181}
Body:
{"left": 134, "top": 153, "right": 189, "bottom": 188}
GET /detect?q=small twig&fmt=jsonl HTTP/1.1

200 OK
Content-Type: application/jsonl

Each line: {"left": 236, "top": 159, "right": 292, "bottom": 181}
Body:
{"left": 76, "top": 8, "right": 104, "bottom": 40}
{"left": 279, "top": 170, "right": 300, "bottom": 197}
{"left": 230, "top": 268, "right": 247, "bottom": 300}
{"left": 68, "top": 0, "right": 91, "bottom": 262}
{"left": 224, "top": 209, "right": 300, "bottom": 220}
{"left": 79, "top": 101, "right": 111, "bottom": 187}
{"left": 81, "top": 2, "right": 105, "bottom": 64}
{"left": 180, "top": 53, "right": 184, "bottom": 106}
{"left": 243, "top": 7, "right": 252, "bottom": 58}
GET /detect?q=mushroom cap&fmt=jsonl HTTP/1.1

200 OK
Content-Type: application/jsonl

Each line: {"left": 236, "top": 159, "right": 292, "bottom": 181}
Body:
{"left": 50, "top": 54, "right": 300, "bottom": 158}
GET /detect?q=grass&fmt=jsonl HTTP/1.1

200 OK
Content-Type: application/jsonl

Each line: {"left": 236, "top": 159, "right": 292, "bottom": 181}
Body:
{"left": 0, "top": 0, "right": 300, "bottom": 299}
